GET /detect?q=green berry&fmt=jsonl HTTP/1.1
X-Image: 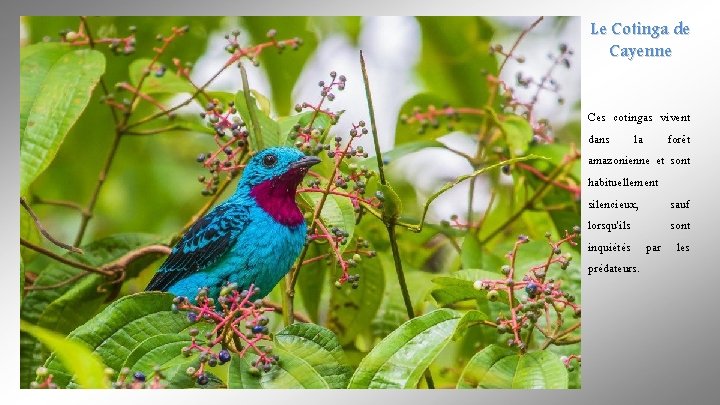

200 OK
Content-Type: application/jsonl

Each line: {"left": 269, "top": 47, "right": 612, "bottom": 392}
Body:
{"left": 487, "top": 290, "right": 499, "bottom": 302}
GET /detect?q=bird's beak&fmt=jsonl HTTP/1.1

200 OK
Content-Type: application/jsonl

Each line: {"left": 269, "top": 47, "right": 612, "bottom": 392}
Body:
{"left": 288, "top": 155, "right": 321, "bottom": 170}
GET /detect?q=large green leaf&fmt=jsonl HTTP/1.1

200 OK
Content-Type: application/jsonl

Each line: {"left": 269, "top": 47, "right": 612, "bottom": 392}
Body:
{"left": 21, "top": 321, "right": 107, "bottom": 388}
{"left": 20, "top": 207, "right": 41, "bottom": 263}
{"left": 460, "top": 233, "right": 483, "bottom": 269}
{"left": 348, "top": 308, "right": 486, "bottom": 388}
{"left": 20, "top": 43, "right": 105, "bottom": 195}
{"left": 362, "top": 139, "right": 446, "bottom": 170}
{"left": 275, "top": 323, "right": 352, "bottom": 388}
{"left": 295, "top": 242, "right": 328, "bottom": 322}
{"left": 121, "top": 333, "right": 205, "bottom": 388}
{"left": 431, "top": 269, "right": 515, "bottom": 307}
{"left": 501, "top": 114, "right": 534, "bottom": 156}
{"left": 43, "top": 292, "right": 197, "bottom": 387}
{"left": 300, "top": 192, "right": 356, "bottom": 254}
{"left": 327, "top": 257, "right": 385, "bottom": 346}
{"left": 128, "top": 58, "right": 196, "bottom": 94}
{"left": 457, "top": 344, "right": 568, "bottom": 389}
{"left": 228, "top": 347, "right": 329, "bottom": 388}
{"left": 241, "top": 17, "right": 318, "bottom": 115}
{"left": 234, "top": 89, "right": 280, "bottom": 150}
{"left": 415, "top": 17, "right": 497, "bottom": 107}
{"left": 20, "top": 233, "right": 161, "bottom": 388}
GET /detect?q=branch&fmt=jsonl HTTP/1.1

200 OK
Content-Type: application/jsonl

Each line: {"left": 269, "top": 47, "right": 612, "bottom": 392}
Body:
{"left": 21, "top": 197, "right": 82, "bottom": 254}
{"left": 20, "top": 238, "right": 112, "bottom": 276}
{"left": 361, "top": 50, "right": 434, "bottom": 389}
{"left": 261, "top": 299, "right": 311, "bottom": 324}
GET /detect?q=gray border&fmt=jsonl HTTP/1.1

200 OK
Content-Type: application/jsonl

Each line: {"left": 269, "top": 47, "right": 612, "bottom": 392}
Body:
{"left": 7, "top": 1, "right": 720, "bottom": 404}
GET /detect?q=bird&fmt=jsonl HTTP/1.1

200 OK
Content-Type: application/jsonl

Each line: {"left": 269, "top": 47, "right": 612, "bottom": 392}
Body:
{"left": 145, "top": 147, "right": 320, "bottom": 301}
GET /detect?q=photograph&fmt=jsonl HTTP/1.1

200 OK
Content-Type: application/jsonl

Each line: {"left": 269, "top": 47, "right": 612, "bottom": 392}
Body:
{"left": 19, "top": 15, "right": 581, "bottom": 389}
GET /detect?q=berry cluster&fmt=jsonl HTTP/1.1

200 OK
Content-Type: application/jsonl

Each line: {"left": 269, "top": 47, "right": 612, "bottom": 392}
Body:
{"left": 494, "top": 43, "right": 575, "bottom": 143}
{"left": 110, "top": 367, "right": 165, "bottom": 389}
{"left": 224, "top": 28, "right": 303, "bottom": 67}
{"left": 172, "top": 284, "right": 277, "bottom": 384}
{"left": 399, "top": 104, "right": 483, "bottom": 134}
{"left": 472, "top": 227, "right": 581, "bottom": 353}
{"left": 288, "top": 71, "right": 348, "bottom": 152}
{"left": 59, "top": 25, "right": 138, "bottom": 55}
{"left": 30, "top": 367, "right": 57, "bottom": 389}
{"left": 195, "top": 99, "right": 250, "bottom": 195}
{"left": 560, "top": 354, "right": 581, "bottom": 371}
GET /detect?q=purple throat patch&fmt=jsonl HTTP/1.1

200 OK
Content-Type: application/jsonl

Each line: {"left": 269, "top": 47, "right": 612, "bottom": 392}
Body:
{"left": 249, "top": 169, "right": 306, "bottom": 227}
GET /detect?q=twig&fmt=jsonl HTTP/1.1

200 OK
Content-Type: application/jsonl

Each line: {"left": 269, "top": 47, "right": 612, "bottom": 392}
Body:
{"left": 20, "top": 238, "right": 112, "bottom": 276}
{"left": 80, "top": 16, "right": 118, "bottom": 126}
{"left": 361, "top": 50, "right": 435, "bottom": 389}
{"left": 261, "top": 299, "right": 311, "bottom": 323}
{"left": 101, "top": 244, "right": 171, "bottom": 272}
{"left": 24, "top": 272, "right": 91, "bottom": 291}
{"left": 20, "top": 197, "right": 82, "bottom": 254}
{"left": 497, "top": 17, "right": 544, "bottom": 75}
{"left": 31, "top": 196, "right": 86, "bottom": 213}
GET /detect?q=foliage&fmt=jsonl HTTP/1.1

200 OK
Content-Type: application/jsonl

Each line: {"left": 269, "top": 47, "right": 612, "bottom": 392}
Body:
{"left": 20, "top": 16, "right": 580, "bottom": 389}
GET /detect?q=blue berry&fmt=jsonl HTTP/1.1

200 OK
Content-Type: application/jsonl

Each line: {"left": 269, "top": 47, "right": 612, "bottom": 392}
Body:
{"left": 252, "top": 325, "right": 264, "bottom": 334}
{"left": 187, "top": 312, "right": 197, "bottom": 322}
{"left": 134, "top": 371, "right": 146, "bottom": 382}
{"left": 525, "top": 282, "right": 538, "bottom": 296}
{"left": 218, "top": 350, "right": 231, "bottom": 363}
{"left": 197, "top": 373, "right": 209, "bottom": 385}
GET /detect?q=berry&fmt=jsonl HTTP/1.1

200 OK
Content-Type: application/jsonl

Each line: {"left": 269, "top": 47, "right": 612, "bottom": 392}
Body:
{"left": 186, "top": 366, "right": 196, "bottom": 376}
{"left": 197, "top": 373, "right": 209, "bottom": 385}
{"left": 218, "top": 350, "right": 231, "bottom": 363}
{"left": 248, "top": 366, "right": 261, "bottom": 376}
{"left": 187, "top": 312, "right": 198, "bottom": 322}
{"left": 473, "top": 280, "right": 484, "bottom": 291}
{"left": 252, "top": 325, "right": 264, "bottom": 334}
{"left": 134, "top": 371, "right": 146, "bottom": 382}
{"left": 36, "top": 367, "right": 48, "bottom": 378}
{"left": 525, "top": 282, "right": 538, "bottom": 297}
{"left": 487, "top": 290, "right": 499, "bottom": 302}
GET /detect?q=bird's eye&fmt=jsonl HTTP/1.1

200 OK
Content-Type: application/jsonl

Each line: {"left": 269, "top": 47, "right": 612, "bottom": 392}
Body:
{"left": 262, "top": 154, "right": 277, "bottom": 168}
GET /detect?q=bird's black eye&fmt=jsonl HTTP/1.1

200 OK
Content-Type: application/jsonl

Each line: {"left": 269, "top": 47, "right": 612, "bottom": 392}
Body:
{"left": 262, "top": 154, "right": 277, "bottom": 168}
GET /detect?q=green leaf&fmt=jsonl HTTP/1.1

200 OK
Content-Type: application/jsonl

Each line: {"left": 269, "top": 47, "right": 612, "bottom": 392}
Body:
{"left": 501, "top": 115, "right": 534, "bottom": 156}
{"left": 20, "top": 233, "right": 160, "bottom": 388}
{"left": 121, "top": 334, "right": 202, "bottom": 388}
{"left": 362, "top": 139, "right": 446, "bottom": 170}
{"left": 379, "top": 184, "right": 402, "bottom": 222}
{"left": 457, "top": 344, "right": 568, "bottom": 389}
{"left": 20, "top": 207, "right": 41, "bottom": 263}
{"left": 349, "top": 308, "right": 486, "bottom": 388}
{"left": 234, "top": 89, "right": 280, "bottom": 150}
{"left": 431, "top": 269, "right": 516, "bottom": 307}
{"left": 20, "top": 321, "right": 107, "bottom": 388}
{"left": 460, "top": 233, "right": 483, "bottom": 269}
{"left": 295, "top": 243, "right": 327, "bottom": 322}
{"left": 277, "top": 110, "right": 333, "bottom": 146}
{"left": 275, "top": 323, "right": 352, "bottom": 388}
{"left": 415, "top": 17, "right": 497, "bottom": 107}
{"left": 227, "top": 356, "right": 263, "bottom": 388}
{"left": 300, "top": 192, "right": 356, "bottom": 254}
{"left": 43, "top": 292, "right": 197, "bottom": 387}
{"left": 241, "top": 17, "right": 318, "bottom": 115}
{"left": 327, "top": 257, "right": 385, "bottom": 346}
{"left": 20, "top": 44, "right": 105, "bottom": 196}
{"left": 230, "top": 347, "right": 329, "bottom": 388}
{"left": 128, "top": 58, "right": 195, "bottom": 94}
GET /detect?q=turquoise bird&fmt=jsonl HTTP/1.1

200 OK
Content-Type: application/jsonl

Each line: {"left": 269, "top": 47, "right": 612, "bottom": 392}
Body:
{"left": 146, "top": 147, "right": 320, "bottom": 300}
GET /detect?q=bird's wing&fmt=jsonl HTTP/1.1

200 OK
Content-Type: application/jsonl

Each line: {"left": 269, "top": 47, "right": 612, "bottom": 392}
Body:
{"left": 145, "top": 202, "right": 249, "bottom": 292}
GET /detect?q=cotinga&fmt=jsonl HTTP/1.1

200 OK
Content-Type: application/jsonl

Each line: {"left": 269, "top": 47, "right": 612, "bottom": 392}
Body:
{"left": 146, "top": 147, "right": 320, "bottom": 299}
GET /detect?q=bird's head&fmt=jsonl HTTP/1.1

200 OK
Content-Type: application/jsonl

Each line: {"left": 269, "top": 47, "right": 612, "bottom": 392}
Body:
{"left": 238, "top": 147, "right": 321, "bottom": 226}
